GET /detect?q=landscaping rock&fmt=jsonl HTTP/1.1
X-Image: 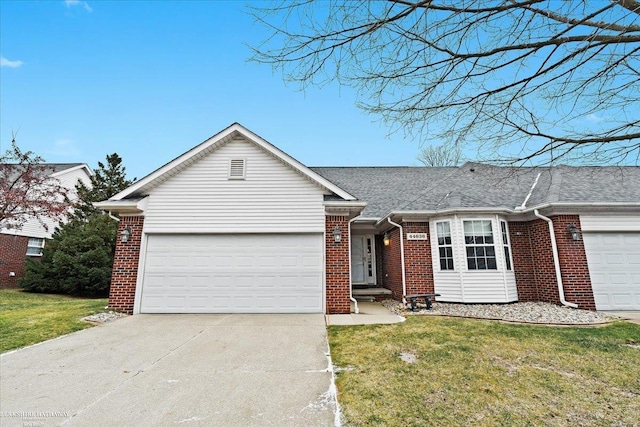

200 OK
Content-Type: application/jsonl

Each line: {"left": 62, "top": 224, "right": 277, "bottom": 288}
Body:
{"left": 382, "top": 300, "right": 617, "bottom": 325}
{"left": 82, "top": 311, "right": 127, "bottom": 323}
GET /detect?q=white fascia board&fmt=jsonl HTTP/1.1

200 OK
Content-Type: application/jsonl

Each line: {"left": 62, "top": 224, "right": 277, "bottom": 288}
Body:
{"left": 50, "top": 164, "right": 93, "bottom": 178}
{"left": 93, "top": 197, "right": 148, "bottom": 214}
{"left": 322, "top": 200, "right": 367, "bottom": 208}
{"left": 142, "top": 226, "right": 326, "bottom": 234}
{"left": 109, "top": 123, "right": 357, "bottom": 201}
{"left": 323, "top": 200, "right": 367, "bottom": 217}
{"left": 528, "top": 202, "right": 640, "bottom": 210}
{"left": 351, "top": 217, "right": 380, "bottom": 223}
{"left": 375, "top": 208, "right": 517, "bottom": 226}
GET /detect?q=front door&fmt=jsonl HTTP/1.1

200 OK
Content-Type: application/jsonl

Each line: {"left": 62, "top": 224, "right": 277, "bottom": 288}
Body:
{"left": 351, "top": 235, "right": 375, "bottom": 284}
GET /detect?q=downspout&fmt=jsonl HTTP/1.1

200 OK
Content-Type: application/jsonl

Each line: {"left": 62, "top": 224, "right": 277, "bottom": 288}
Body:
{"left": 533, "top": 209, "right": 578, "bottom": 308}
{"left": 107, "top": 212, "right": 120, "bottom": 222}
{"left": 387, "top": 217, "right": 407, "bottom": 304}
{"left": 348, "top": 216, "right": 360, "bottom": 314}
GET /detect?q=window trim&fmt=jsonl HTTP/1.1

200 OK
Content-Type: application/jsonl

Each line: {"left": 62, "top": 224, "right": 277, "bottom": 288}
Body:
{"left": 435, "top": 220, "right": 455, "bottom": 271}
{"left": 463, "top": 219, "right": 498, "bottom": 271}
{"left": 500, "top": 220, "right": 513, "bottom": 271}
{"left": 26, "top": 237, "right": 45, "bottom": 257}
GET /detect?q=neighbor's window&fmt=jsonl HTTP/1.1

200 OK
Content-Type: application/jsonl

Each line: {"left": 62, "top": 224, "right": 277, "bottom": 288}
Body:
{"left": 501, "top": 221, "right": 512, "bottom": 271}
{"left": 436, "top": 221, "right": 454, "bottom": 270}
{"left": 463, "top": 220, "right": 497, "bottom": 270}
{"left": 26, "top": 238, "right": 45, "bottom": 256}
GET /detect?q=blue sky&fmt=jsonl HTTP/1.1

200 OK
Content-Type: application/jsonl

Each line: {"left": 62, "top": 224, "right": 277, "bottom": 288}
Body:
{"left": 0, "top": 0, "right": 428, "bottom": 180}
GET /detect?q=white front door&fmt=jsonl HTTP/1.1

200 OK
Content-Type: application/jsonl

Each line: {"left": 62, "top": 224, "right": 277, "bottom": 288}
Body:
{"left": 351, "top": 235, "right": 375, "bottom": 284}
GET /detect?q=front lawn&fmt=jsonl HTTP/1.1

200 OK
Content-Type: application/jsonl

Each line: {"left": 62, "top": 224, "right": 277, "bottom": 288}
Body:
{"left": 329, "top": 316, "right": 640, "bottom": 426}
{"left": 0, "top": 289, "right": 108, "bottom": 353}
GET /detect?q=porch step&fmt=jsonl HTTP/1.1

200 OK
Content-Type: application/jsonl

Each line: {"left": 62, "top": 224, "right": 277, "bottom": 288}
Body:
{"left": 354, "top": 295, "right": 376, "bottom": 302}
{"left": 352, "top": 288, "right": 393, "bottom": 297}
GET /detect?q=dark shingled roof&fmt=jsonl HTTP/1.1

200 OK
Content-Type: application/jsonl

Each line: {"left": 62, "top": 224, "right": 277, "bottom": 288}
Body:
{"left": 311, "top": 163, "right": 640, "bottom": 218}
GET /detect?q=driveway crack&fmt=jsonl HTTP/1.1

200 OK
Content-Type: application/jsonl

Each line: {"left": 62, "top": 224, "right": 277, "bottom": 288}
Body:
{"left": 61, "top": 329, "right": 206, "bottom": 425}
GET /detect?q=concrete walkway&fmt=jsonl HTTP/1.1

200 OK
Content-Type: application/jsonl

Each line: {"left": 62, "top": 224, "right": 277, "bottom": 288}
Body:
{"left": 602, "top": 311, "right": 640, "bottom": 325}
{"left": 325, "top": 301, "right": 404, "bottom": 326}
{"left": 1, "top": 314, "right": 336, "bottom": 427}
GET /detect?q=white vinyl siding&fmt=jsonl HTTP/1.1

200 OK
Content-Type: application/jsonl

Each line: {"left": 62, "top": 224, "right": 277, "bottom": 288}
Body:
{"left": 143, "top": 139, "right": 327, "bottom": 233}
{"left": 139, "top": 234, "right": 323, "bottom": 313}
{"left": 580, "top": 215, "right": 640, "bottom": 232}
{"left": 431, "top": 215, "right": 517, "bottom": 303}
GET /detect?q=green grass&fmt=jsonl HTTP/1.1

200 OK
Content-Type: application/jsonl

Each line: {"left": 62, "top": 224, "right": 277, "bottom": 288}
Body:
{"left": 0, "top": 289, "right": 108, "bottom": 353}
{"left": 329, "top": 316, "right": 640, "bottom": 427}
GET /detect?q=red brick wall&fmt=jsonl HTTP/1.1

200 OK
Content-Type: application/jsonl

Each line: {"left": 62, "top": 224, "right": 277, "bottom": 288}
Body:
{"left": 511, "top": 216, "right": 595, "bottom": 310}
{"left": 325, "top": 216, "right": 351, "bottom": 314}
{"left": 403, "top": 222, "right": 435, "bottom": 296}
{"left": 381, "top": 227, "right": 403, "bottom": 300}
{"left": 552, "top": 215, "right": 595, "bottom": 310}
{"left": 0, "top": 234, "right": 29, "bottom": 288}
{"left": 108, "top": 216, "right": 145, "bottom": 314}
{"left": 510, "top": 222, "right": 538, "bottom": 301}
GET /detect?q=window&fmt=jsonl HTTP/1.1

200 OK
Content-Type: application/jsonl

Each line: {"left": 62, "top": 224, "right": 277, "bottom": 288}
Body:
{"left": 436, "top": 221, "right": 454, "bottom": 270}
{"left": 501, "top": 221, "right": 512, "bottom": 271}
{"left": 463, "top": 220, "right": 497, "bottom": 270}
{"left": 228, "top": 159, "right": 246, "bottom": 179}
{"left": 26, "top": 238, "right": 45, "bottom": 256}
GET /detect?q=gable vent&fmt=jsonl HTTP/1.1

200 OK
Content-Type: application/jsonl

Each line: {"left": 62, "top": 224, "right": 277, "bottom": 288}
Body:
{"left": 228, "top": 159, "right": 246, "bottom": 179}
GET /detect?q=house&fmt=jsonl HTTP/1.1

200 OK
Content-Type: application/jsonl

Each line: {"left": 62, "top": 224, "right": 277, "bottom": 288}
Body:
{"left": 0, "top": 163, "right": 93, "bottom": 288}
{"left": 96, "top": 123, "right": 640, "bottom": 315}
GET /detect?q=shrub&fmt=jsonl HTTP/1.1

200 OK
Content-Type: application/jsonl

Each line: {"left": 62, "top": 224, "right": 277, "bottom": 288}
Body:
{"left": 20, "top": 214, "right": 117, "bottom": 296}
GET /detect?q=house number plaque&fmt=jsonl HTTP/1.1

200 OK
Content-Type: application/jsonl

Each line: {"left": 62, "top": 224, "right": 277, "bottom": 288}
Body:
{"left": 407, "top": 233, "right": 428, "bottom": 240}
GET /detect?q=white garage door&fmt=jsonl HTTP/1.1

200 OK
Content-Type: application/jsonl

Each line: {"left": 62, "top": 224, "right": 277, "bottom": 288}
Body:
{"left": 583, "top": 232, "right": 640, "bottom": 310}
{"left": 140, "top": 234, "right": 324, "bottom": 313}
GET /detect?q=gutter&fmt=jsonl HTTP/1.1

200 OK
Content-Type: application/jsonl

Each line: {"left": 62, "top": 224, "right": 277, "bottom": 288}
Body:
{"left": 387, "top": 217, "right": 407, "bottom": 304}
{"left": 533, "top": 209, "right": 578, "bottom": 308}
{"left": 348, "top": 216, "right": 360, "bottom": 314}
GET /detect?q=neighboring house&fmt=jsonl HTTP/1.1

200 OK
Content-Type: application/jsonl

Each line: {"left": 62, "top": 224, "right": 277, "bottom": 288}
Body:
{"left": 0, "top": 163, "right": 92, "bottom": 288}
{"left": 96, "top": 123, "right": 640, "bottom": 315}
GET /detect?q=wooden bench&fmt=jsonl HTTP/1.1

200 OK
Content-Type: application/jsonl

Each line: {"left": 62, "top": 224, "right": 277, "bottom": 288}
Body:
{"left": 405, "top": 293, "right": 441, "bottom": 312}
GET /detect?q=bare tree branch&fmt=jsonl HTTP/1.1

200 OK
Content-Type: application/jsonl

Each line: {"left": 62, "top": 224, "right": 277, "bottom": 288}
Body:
{"left": 250, "top": 0, "right": 640, "bottom": 166}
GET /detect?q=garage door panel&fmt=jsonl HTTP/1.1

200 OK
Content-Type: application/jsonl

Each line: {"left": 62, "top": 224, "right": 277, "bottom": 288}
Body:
{"left": 584, "top": 232, "right": 640, "bottom": 311}
{"left": 140, "top": 234, "right": 323, "bottom": 313}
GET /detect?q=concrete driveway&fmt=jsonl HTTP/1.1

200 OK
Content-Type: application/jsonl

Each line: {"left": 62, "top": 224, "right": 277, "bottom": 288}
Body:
{"left": 1, "top": 314, "right": 336, "bottom": 426}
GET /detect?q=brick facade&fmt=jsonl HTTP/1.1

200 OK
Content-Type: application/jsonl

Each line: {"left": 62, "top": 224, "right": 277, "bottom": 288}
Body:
{"left": 0, "top": 234, "right": 30, "bottom": 288}
{"left": 508, "top": 222, "right": 538, "bottom": 301}
{"left": 325, "top": 215, "right": 351, "bottom": 314}
{"left": 381, "top": 227, "right": 403, "bottom": 299}
{"left": 380, "top": 223, "right": 435, "bottom": 301}
{"left": 105, "top": 213, "right": 597, "bottom": 314}
{"left": 551, "top": 215, "right": 595, "bottom": 310}
{"left": 403, "top": 222, "right": 435, "bottom": 296}
{"left": 511, "top": 215, "right": 595, "bottom": 310}
{"left": 108, "top": 216, "right": 145, "bottom": 314}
